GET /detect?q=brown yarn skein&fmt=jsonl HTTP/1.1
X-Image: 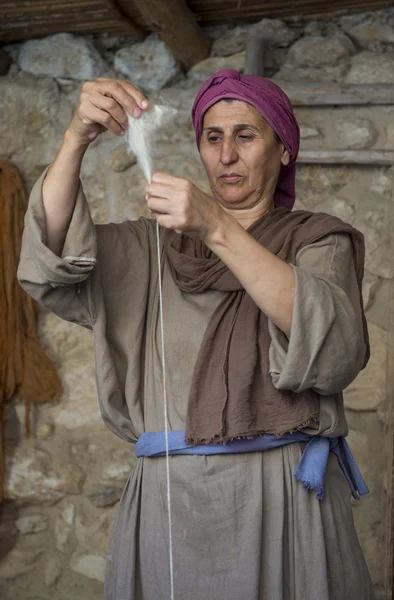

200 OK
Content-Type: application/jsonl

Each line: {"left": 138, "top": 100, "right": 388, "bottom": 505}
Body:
{"left": 0, "top": 161, "right": 62, "bottom": 502}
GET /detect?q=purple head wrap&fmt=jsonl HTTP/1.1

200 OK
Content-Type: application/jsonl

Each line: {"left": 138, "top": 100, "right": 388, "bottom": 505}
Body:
{"left": 191, "top": 69, "right": 300, "bottom": 209}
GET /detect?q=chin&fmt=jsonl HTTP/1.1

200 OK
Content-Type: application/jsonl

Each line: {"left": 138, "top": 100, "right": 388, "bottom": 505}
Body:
{"left": 216, "top": 188, "right": 248, "bottom": 207}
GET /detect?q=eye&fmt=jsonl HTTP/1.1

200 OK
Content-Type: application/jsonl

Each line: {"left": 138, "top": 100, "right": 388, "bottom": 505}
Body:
{"left": 238, "top": 134, "right": 254, "bottom": 142}
{"left": 208, "top": 135, "right": 222, "bottom": 144}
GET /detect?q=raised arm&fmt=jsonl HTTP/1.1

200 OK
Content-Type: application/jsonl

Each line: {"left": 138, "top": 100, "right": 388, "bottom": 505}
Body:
{"left": 18, "top": 79, "right": 150, "bottom": 327}
{"left": 43, "top": 78, "right": 149, "bottom": 256}
{"left": 144, "top": 173, "right": 295, "bottom": 335}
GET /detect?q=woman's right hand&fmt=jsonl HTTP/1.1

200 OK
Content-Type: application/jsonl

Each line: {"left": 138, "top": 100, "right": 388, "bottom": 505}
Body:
{"left": 66, "top": 77, "right": 149, "bottom": 148}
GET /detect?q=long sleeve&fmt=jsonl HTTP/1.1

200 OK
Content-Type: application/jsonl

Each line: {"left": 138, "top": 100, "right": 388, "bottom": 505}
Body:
{"left": 269, "top": 233, "right": 366, "bottom": 395}
{"left": 17, "top": 168, "right": 98, "bottom": 329}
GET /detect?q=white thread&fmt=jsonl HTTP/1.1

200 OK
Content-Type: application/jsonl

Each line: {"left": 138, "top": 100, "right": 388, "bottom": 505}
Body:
{"left": 156, "top": 220, "right": 175, "bottom": 600}
{"left": 125, "top": 105, "right": 177, "bottom": 600}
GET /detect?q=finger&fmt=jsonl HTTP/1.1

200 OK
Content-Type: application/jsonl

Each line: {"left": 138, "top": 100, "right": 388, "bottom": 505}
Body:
{"left": 145, "top": 182, "right": 174, "bottom": 199}
{"left": 146, "top": 196, "right": 170, "bottom": 214}
{"left": 88, "top": 79, "right": 147, "bottom": 117}
{"left": 97, "top": 77, "right": 149, "bottom": 110}
{"left": 156, "top": 214, "right": 180, "bottom": 230}
{"left": 89, "top": 93, "right": 129, "bottom": 131}
{"left": 80, "top": 104, "right": 125, "bottom": 136}
{"left": 116, "top": 80, "right": 149, "bottom": 110}
{"left": 151, "top": 172, "right": 183, "bottom": 185}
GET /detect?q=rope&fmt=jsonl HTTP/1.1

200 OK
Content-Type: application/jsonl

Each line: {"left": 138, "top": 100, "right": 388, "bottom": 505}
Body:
{"left": 156, "top": 220, "right": 175, "bottom": 600}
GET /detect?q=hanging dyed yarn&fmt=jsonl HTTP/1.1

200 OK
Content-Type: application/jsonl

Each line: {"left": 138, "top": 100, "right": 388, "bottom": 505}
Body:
{"left": 125, "top": 104, "right": 178, "bottom": 600}
{"left": 0, "top": 161, "right": 62, "bottom": 502}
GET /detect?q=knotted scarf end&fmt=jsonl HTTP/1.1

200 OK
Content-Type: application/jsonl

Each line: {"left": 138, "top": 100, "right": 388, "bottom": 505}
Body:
{"left": 294, "top": 471, "right": 325, "bottom": 501}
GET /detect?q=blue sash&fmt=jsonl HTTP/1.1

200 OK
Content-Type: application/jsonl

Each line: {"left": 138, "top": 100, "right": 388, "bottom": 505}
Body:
{"left": 135, "top": 430, "right": 369, "bottom": 501}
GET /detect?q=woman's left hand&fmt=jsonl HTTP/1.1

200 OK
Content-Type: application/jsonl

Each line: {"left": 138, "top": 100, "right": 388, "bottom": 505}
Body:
{"left": 145, "top": 172, "right": 225, "bottom": 242}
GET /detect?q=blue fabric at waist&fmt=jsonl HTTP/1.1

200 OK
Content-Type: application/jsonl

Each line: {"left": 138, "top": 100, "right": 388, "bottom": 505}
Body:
{"left": 135, "top": 430, "right": 369, "bottom": 501}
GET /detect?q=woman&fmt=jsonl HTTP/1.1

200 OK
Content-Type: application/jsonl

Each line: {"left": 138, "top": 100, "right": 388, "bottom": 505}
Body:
{"left": 18, "top": 69, "right": 374, "bottom": 599}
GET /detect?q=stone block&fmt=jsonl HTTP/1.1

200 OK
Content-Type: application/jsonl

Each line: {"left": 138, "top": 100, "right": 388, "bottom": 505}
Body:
{"left": 70, "top": 553, "right": 106, "bottom": 582}
{"left": 18, "top": 33, "right": 107, "bottom": 80}
{"left": 5, "top": 445, "right": 84, "bottom": 504}
{"left": 347, "top": 23, "right": 394, "bottom": 48}
{"left": 371, "top": 169, "right": 393, "bottom": 197}
{"left": 0, "top": 73, "right": 60, "bottom": 157}
{"left": 211, "top": 19, "right": 297, "bottom": 57}
{"left": 383, "top": 123, "right": 394, "bottom": 150}
{"left": 362, "top": 272, "right": 381, "bottom": 312}
{"left": 35, "top": 422, "right": 54, "bottom": 440}
{"left": 365, "top": 277, "right": 393, "bottom": 331}
{"left": 275, "top": 63, "right": 348, "bottom": 83}
{"left": 55, "top": 504, "right": 75, "bottom": 552}
{"left": 345, "top": 410, "right": 388, "bottom": 587}
{"left": 87, "top": 486, "right": 123, "bottom": 508}
{"left": 314, "top": 197, "right": 355, "bottom": 224}
{"left": 284, "top": 35, "right": 354, "bottom": 67}
{"left": 115, "top": 35, "right": 181, "bottom": 93}
{"left": 345, "top": 51, "right": 394, "bottom": 83}
{"left": 210, "top": 26, "right": 250, "bottom": 57}
{"left": 37, "top": 312, "right": 102, "bottom": 431}
{"left": 333, "top": 118, "right": 378, "bottom": 149}
{"left": 295, "top": 165, "right": 352, "bottom": 207}
{"left": 187, "top": 53, "right": 245, "bottom": 82}
{"left": 75, "top": 509, "right": 115, "bottom": 555}
{"left": 100, "top": 461, "right": 133, "bottom": 485}
{"left": 14, "top": 514, "right": 48, "bottom": 534}
{"left": 344, "top": 323, "right": 387, "bottom": 411}
{"left": 0, "top": 548, "right": 43, "bottom": 579}
{"left": 299, "top": 126, "right": 322, "bottom": 139}
{"left": 44, "top": 557, "right": 63, "bottom": 587}
{"left": 364, "top": 225, "right": 394, "bottom": 280}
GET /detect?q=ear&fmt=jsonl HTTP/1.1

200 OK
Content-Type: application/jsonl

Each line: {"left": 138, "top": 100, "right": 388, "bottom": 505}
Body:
{"left": 281, "top": 148, "right": 290, "bottom": 166}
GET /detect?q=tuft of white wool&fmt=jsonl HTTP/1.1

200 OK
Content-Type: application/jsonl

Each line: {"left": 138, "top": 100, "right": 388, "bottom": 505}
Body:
{"left": 125, "top": 104, "right": 178, "bottom": 183}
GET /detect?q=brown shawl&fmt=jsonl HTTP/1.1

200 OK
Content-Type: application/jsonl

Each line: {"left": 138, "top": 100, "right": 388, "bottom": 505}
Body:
{"left": 0, "top": 161, "right": 62, "bottom": 501}
{"left": 164, "top": 207, "right": 369, "bottom": 445}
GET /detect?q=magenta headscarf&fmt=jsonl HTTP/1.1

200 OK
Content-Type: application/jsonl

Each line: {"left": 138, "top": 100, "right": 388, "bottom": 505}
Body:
{"left": 191, "top": 69, "right": 300, "bottom": 209}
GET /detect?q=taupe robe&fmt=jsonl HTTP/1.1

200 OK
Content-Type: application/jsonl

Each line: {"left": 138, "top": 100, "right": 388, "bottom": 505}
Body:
{"left": 18, "top": 170, "right": 374, "bottom": 600}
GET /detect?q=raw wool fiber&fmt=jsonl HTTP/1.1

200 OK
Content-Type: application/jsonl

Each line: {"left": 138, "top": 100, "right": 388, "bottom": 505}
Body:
{"left": 0, "top": 161, "right": 62, "bottom": 501}
{"left": 125, "top": 104, "right": 178, "bottom": 183}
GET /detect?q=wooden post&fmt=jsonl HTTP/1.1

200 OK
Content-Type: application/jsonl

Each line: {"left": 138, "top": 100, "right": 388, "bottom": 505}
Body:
{"left": 128, "top": 0, "right": 210, "bottom": 69}
{"left": 297, "top": 149, "right": 394, "bottom": 165}
{"left": 244, "top": 37, "right": 265, "bottom": 77}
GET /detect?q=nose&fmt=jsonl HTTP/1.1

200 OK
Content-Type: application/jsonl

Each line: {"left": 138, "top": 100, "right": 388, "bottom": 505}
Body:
{"left": 220, "top": 138, "right": 238, "bottom": 165}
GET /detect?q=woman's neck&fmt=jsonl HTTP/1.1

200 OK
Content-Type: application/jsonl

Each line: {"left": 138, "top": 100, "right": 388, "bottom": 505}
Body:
{"left": 222, "top": 201, "right": 274, "bottom": 230}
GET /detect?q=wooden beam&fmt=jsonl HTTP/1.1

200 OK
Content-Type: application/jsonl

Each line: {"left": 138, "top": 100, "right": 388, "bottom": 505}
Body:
{"left": 0, "top": 0, "right": 145, "bottom": 43}
{"left": 297, "top": 150, "right": 394, "bottom": 165}
{"left": 126, "top": 0, "right": 209, "bottom": 69}
{"left": 188, "top": 0, "right": 394, "bottom": 24}
{"left": 273, "top": 81, "right": 394, "bottom": 107}
{"left": 0, "top": 1, "right": 105, "bottom": 15}
{"left": 0, "top": 21, "right": 142, "bottom": 44}
{"left": 244, "top": 37, "right": 265, "bottom": 77}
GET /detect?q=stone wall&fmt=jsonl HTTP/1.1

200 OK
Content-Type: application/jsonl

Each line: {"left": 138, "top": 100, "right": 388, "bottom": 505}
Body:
{"left": 1, "top": 8, "right": 394, "bottom": 599}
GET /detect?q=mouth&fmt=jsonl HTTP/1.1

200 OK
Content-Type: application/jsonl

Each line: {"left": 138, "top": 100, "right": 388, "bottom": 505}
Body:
{"left": 219, "top": 173, "right": 243, "bottom": 184}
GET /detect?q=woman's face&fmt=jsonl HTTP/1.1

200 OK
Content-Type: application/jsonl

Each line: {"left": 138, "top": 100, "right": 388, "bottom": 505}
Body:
{"left": 199, "top": 99, "right": 289, "bottom": 212}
